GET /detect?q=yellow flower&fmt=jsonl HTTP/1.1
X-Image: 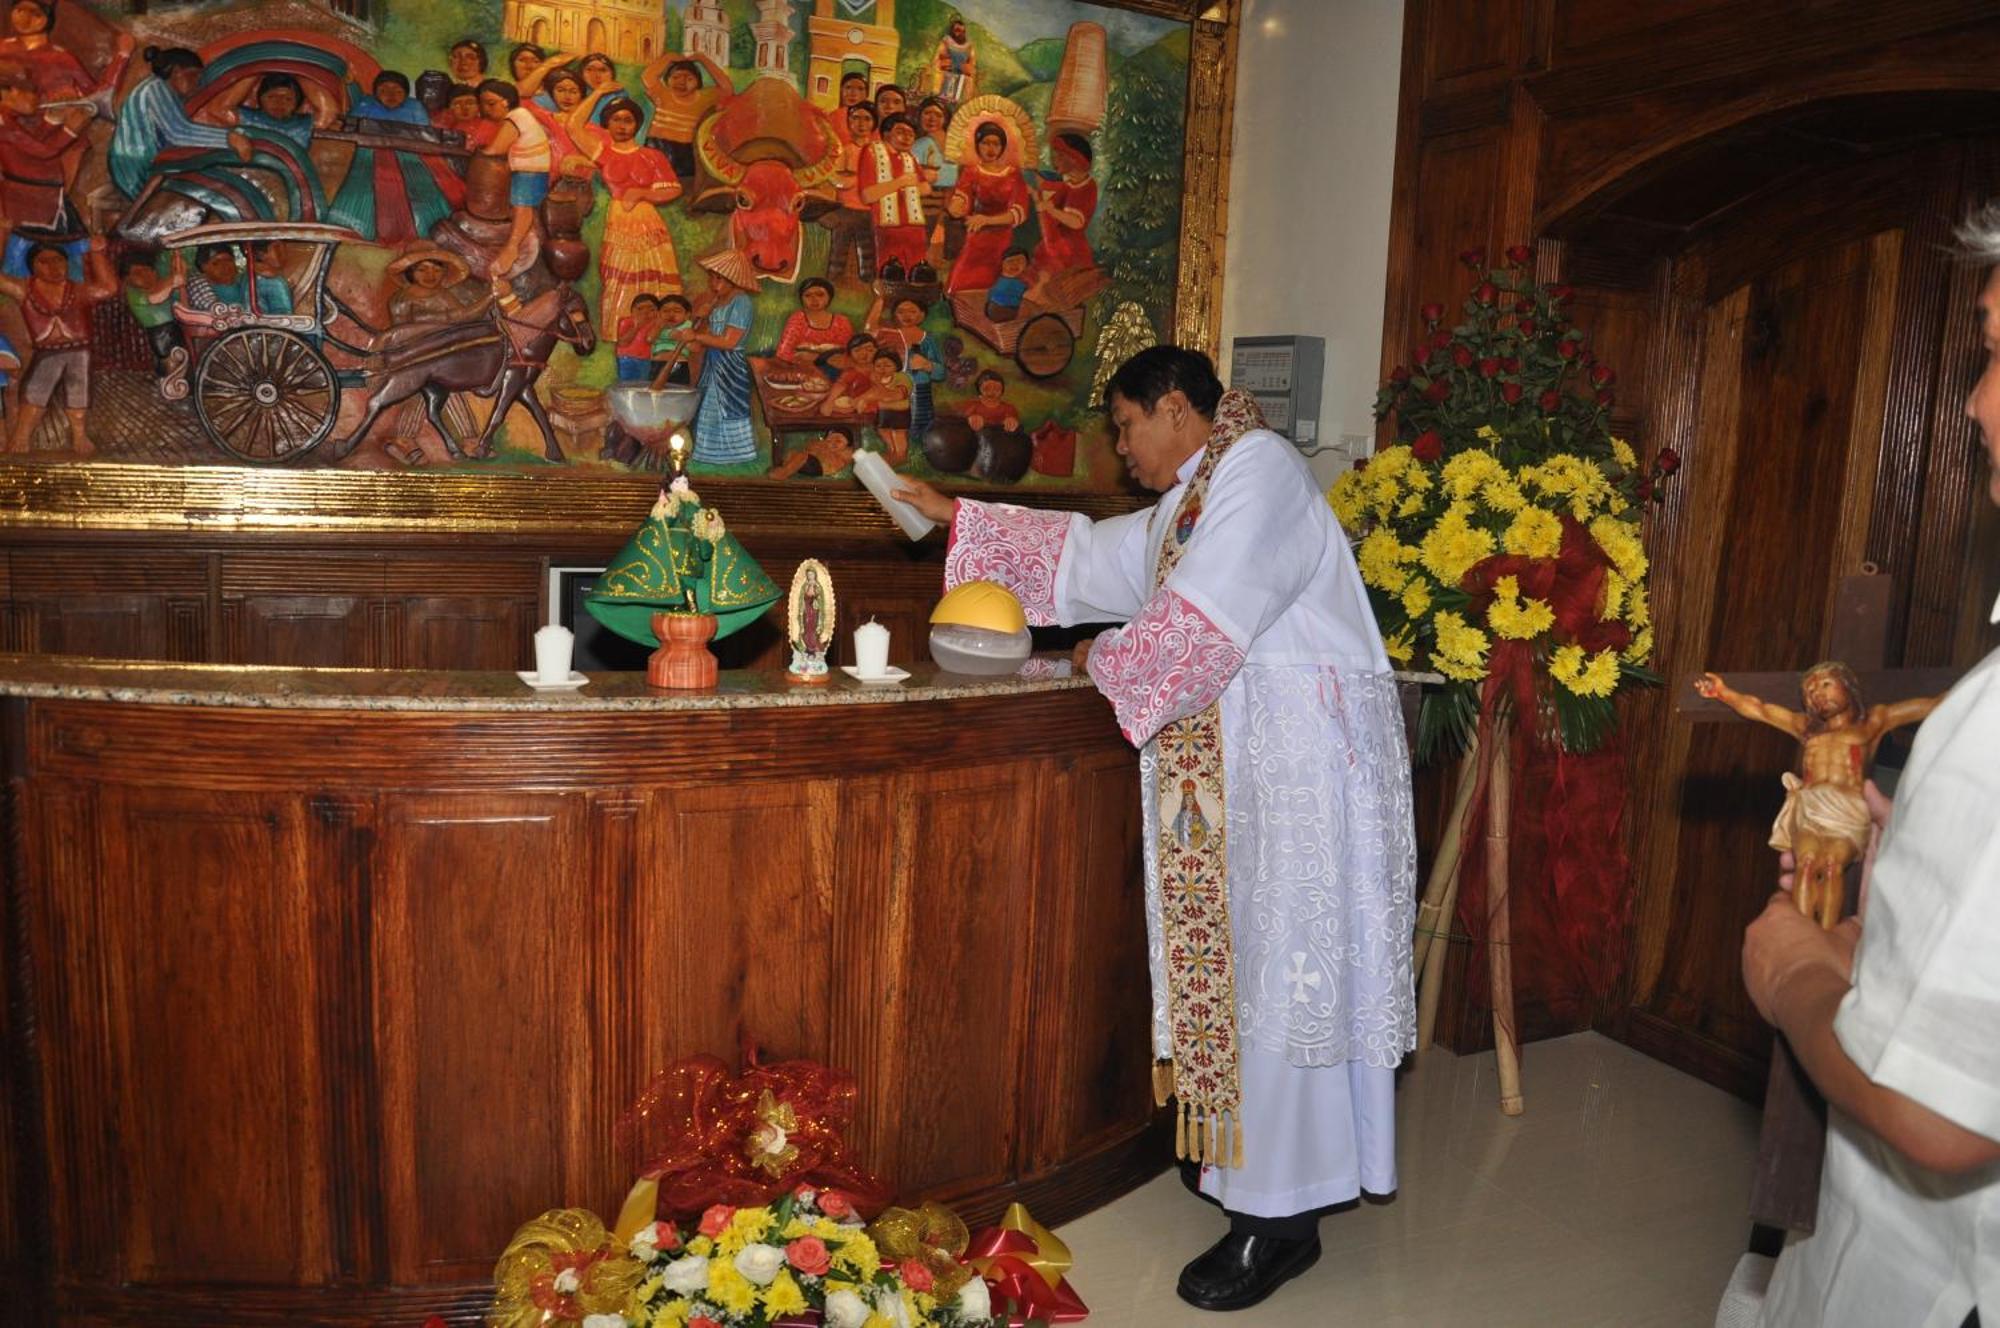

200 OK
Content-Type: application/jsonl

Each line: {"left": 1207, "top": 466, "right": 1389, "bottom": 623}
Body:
{"left": 1588, "top": 515, "right": 1648, "bottom": 582}
{"left": 1475, "top": 425, "right": 1502, "bottom": 444}
{"left": 1625, "top": 582, "right": 1651, "bottom": 629}
{"left": 1600, "top": 570, "right": 1628, "bottom": 620}
{"left": 1384, "top": 624, "right": 1415, "bottom": 664}
{"left": 1611, "top": 436, "right": 1636, "bottom": 467}
{"left": 1401, "top": 577, "right": 1434, "bottom": 619}
{"left": 1430, "top": 610, "right": 1490, "bottom": 682}
{"left": 1502, "top": 506, "right": 1562, "bottom": 559}
{"left": 729, "top": 1208, "right": 774, "bottom": 1243}
{"left": 1623, "top": 625, "right": 1654, "bottom": 665}
{"left": 832, "top": 1232, "right": 881, "bottom": 1276}
{"left": 1327, "top": 472, "right": 1368, "bottom": 530}
{"left": 1358, "top": 529, "right": 1418, "bottom": 594}
{"left": 766, "top": 1270, "right": 809, "bottom": 1317}
{"left": 1480, "top": 475, "right": 1527, "bottom": 513}
{"left": 705, "top": 1259, "right": 759, "bottom": 1316}
{"left": 1442, "top": 449, "right": 1505, "bottom": 500}
{"left": 1487, "top": 583, "right": 1555, "bottom": 641}
{"left": 1396, "top": 492, "right": 1426, "bottom": 518}
{"left": 1523, "top": 453, "right": 1616, "bottom": 519}
{"left": 1418, "top": 503, "right": 1495, "bottom": 587}
{"left": 646, "top": 1302, "right": 687, "bottom": 1328}
{"left": 687, "top": 1237, "right": 714, "bottom": 1258}
{"left": 1551, "top": 645, "right": 1620, "bottom": 698}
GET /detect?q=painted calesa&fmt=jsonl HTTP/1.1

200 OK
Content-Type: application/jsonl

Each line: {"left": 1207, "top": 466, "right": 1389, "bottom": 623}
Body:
{"left": 0, "top": 1, "right": 1189, "bottom": 486}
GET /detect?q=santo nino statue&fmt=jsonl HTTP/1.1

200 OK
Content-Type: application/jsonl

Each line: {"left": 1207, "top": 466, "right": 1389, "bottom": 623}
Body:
{"left": 1694, "top": 663, "right": 1941, "bottom": 928}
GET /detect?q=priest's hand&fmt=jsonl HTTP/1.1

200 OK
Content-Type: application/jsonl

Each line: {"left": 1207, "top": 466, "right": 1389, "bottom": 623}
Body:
{"left": 891, "top": 478, "right": 955, "bottom": 525}
{"left": 1071, "top": 637, "right": 1094, "bottom": 676}
{"left": 1742, "top": 892, "right": 1860, "bottom": 1030}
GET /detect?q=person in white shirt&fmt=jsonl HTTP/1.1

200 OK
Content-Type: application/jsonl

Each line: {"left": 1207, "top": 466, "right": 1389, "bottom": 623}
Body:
{"left": 896, "top": 346, "right": 1416, "bottom": 1312}
{"left": 1748, "top": 207, "right": 2000, "bottom": 1328}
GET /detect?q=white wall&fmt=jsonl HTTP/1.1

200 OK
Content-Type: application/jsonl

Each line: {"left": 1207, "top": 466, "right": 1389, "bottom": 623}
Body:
{"left": 1219, "top": 0, "right": 1405, "bottom": 488}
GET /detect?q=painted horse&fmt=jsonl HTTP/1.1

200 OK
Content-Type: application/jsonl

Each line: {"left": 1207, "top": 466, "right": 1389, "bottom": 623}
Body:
{"left": 332, "top": 283, "right": 595, "bottom": 463}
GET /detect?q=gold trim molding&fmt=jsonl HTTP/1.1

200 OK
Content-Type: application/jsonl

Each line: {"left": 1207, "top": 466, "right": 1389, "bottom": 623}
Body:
{"left": 0, "top": 0, "right": 1240, "bottom": 538}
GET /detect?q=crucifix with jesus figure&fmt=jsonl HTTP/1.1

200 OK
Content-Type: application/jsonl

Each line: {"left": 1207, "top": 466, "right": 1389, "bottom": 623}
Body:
{"left": 1678, "top": 568, "right": 1958, "bottom": 1235}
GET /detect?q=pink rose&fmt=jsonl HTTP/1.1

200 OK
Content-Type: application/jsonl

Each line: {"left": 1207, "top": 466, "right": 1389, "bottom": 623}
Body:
{"left": 819, "top": 1190, "right": 856, "bottom": 1220}
{"left": 900, "top": 1258, "right": 935, "bottom": 1292}
{"left": 787, "top": 1236, "right": 832, "bottom": 1277}
{"left": 698, "top": 1205, "right": 736, "bottom": 1238}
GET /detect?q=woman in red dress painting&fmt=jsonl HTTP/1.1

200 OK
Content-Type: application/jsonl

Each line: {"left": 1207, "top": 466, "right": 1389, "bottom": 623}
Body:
{"left": 1032, "top": 131, "right": 1098, "bottom": 277}
{"left": 944, "top": 121, "right": 1028, "bottom": 294}
{"left": 570, "top": 90, "right": 683, "bottom": 333}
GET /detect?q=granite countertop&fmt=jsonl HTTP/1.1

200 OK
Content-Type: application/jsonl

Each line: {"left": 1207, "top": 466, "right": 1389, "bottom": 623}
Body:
{"left": 0, "top": 654, "right": 1089, "bottom": 713}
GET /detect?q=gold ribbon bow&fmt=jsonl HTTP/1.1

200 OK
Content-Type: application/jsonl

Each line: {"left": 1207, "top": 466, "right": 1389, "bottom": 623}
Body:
{"left": 866, "top": 1200, "right": 974, "bottom": 1297}
{"left": 488, "top": 1208, "right": 645, "bottom": 1328}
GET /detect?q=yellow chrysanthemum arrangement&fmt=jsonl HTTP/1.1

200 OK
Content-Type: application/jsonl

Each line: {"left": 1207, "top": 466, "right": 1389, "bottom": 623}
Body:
{"left": 1329, "top": 246, "right": 1680, "bottom": 757}
{"left": 618, "top": 1187, "right": 995, "bottom": 1328}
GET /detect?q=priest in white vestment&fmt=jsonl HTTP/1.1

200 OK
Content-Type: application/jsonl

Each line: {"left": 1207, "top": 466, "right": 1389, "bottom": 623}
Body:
{"left": 898, "top": 346, "right": 1417, "bottom": 1311}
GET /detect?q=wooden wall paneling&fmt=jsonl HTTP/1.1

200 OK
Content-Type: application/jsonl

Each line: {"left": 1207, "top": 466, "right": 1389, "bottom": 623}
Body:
{"left": 102, "top": 785, "right": 332, "bottom": 1284}
{"left": 219, "top": 552, "right": 390, "bottom": 667}
{"left": 397, "top": 596, "right": 536, "bottom": 672}
{"left": 589, "top": 790, "right": 645, "bottom": 1200}
{"left": 1024, "top": 753, "right": 1150, "bottom": 1175}
{"left": 8, "top": 548, "right": 210, "bottom": 661}
{"left": 1, "top": 713, "right": 51, "bottom": 1321}
{"left": 1903, "top": 218, "right": 1997, "bottom": 665}
{"left": 882, "top": 761, "right": 1040, "bottom": 1203}
{"left": 1623, "top": 279, "right": 1744, "bottom": 1023}
{"left": 828, "top": 773, "right": 897, "bottom": 1180}
{"left": 637, "top": 779, "right": 836, "bottom": 1072}
{"left": 1631, "top": 234, "right": 1899, "bottom": 1086}
{"left": 373, "top": 793, "right": 591, "bottom": 1284}
{"left": 1822, "top": 233, "right": 1904, "bottom": 636}
{"left": 22, "top": 779, "right": 120, "bottom": 1285}
{"left": 307, "top": 792, "right": 387, "bottom": 1285}
{"left": 1421, "top": 0, "right": 1528, "bottom": 94}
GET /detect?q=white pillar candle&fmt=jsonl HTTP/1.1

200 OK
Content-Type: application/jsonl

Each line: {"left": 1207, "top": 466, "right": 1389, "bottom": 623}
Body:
{"left": 534, "top": 624, "right": 575, "bottom": 683}
{"left": 852, "top": 620, "right": 890, "bottom": 677}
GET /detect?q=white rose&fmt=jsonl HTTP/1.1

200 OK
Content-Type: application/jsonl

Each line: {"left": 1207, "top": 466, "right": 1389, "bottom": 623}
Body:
{"left": 733, "top": 1241, "right": 787, "bottom": 1287}
{"left": 824, "top": 1287, "right": 871, "bottom": 1328}
{"left": 582, "top": 1316, "right": 628, "bottom": 1328}
{"left": 552, "top": 1267, "right": 581, "bottom": 1295}
{"left": 956, "top": 1276, "right": 992, "bottom": 1320}
{"left": 874, "top": 1288, "right": 913, "bottom": 1328}
{"left": 659, "top": 1253, "right": 710, "bottom": 1295}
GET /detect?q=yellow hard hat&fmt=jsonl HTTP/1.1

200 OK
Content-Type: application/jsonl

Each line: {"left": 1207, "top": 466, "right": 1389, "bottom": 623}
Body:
{"left": 930, "top": 579, "right": 1028, "bottom": 635}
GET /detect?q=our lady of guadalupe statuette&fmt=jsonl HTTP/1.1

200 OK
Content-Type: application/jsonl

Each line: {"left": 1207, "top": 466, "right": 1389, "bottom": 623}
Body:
{"left": 786, "top": 559, "right": 835, "bottom": 684}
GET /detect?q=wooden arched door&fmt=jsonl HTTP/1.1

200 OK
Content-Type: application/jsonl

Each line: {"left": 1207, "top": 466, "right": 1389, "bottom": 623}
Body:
{"left": 1595, "top": 136, "right": 2000, "bottom": 1091}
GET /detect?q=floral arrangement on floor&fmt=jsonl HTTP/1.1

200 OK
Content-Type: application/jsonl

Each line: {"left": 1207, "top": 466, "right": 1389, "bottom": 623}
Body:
{"left": 619, "top": 1186, "right": 994, "bottom": 1328}
{"left": 1328, "top": 244, "right": 1679, "bottom": 758}
{"left": 483, "top": 1050, "right": 1083, "bottom": 1328}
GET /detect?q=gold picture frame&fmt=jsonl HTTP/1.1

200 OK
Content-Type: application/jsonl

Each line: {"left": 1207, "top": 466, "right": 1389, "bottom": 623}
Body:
{"left": 0, "top": 0, "right": 1240, "bottom": 538}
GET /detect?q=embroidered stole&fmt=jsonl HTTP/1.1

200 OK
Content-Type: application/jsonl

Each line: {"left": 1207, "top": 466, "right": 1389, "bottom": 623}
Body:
{"left": 1150, "top": 389, "right": 1268, "bottom": 1169}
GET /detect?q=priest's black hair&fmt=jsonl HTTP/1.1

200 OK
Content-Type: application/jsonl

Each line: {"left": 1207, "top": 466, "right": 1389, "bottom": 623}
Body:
{"left": 1104, "top": 345, "right": 1224, "bottom": 418}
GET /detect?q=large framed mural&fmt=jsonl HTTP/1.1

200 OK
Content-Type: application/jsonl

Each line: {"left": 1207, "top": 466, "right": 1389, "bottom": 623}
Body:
{"left": 0, "top": 0, "right": 1238, "bottom": 529}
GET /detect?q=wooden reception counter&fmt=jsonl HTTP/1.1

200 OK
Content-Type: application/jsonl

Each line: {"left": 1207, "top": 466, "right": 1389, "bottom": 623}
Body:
{"left": 0, "top": 656, "right": 1160, "bottom": 1325}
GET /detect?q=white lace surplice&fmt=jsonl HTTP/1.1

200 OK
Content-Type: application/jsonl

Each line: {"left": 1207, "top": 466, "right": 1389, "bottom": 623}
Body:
{"left": 947, "top": 430, "right": 1418, "bottom": 1216}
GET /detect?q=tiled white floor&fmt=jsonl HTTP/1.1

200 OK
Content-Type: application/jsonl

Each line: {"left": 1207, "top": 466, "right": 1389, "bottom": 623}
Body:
{"left": 1055, "top": 1032, "right": 1759, "bottom": 1327}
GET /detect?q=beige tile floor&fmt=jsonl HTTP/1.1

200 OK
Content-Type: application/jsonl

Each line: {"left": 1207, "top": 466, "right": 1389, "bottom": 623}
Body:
{"left": 1055, "top": 1032, "right": 1759, "bottom": 1327}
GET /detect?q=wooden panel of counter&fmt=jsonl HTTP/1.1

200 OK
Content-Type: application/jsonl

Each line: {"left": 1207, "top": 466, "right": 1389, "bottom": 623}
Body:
{"left": 0, "top": 667, "right": 1161, "bottom": 1325}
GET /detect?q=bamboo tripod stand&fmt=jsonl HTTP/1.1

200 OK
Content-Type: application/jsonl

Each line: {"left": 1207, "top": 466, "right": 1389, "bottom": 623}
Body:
{"left": 1411, "top": 714, "right": 1525, "bottom": 1115}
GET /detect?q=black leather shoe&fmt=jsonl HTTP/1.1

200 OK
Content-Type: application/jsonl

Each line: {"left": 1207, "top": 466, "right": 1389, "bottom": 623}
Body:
{"left": 1175, "top": 1230, "right": 1322, "bottom": 1311}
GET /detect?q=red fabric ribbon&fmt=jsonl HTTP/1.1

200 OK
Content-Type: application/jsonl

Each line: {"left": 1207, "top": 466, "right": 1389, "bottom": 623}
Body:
{"left": 966, "top": 1226, "right": 1090, "bottom": 1324}
{"left": 615, "top": 1045, "right": 892, "bottom": 1223}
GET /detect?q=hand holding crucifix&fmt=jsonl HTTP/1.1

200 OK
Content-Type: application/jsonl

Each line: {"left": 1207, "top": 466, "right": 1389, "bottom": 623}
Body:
{"left": 1693, "top": 664, "right": 1942, "bottom": 928}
